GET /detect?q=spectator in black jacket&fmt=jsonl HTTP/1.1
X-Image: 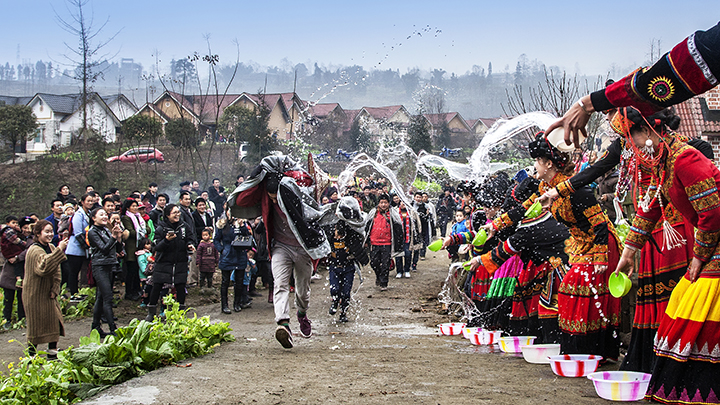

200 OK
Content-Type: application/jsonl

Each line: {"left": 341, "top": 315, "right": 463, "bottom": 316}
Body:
{"left": 190, "top": 198, "right": 213, "bottom": 285}
{"left": 145, "top": 204, "right": 195, "bottom": 321}
{"left": 207, "top": 178, "right": 226, "bottom": 218}
{"left": 87, "top": 208, "right": 124, "bottom": 337}
{"left": 148, "top": 193, "right": 168, "bottom": 228}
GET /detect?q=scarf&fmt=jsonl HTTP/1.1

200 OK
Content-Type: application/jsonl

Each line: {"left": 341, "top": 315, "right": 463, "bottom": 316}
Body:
{"left": 125, "top": 211, "right": 147, "bottom": 245}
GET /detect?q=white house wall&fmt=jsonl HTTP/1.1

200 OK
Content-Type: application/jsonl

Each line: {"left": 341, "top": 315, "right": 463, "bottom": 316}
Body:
{"left": 26, "top": 97, "right": 119, "bottom": 153}
{"left": 109, "top": 98, "right": 138, "bottom": 121}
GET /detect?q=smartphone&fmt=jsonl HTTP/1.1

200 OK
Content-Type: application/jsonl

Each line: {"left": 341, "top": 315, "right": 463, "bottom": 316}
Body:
{"left": 167, "top": 230, "right": 175, "bottom": 237}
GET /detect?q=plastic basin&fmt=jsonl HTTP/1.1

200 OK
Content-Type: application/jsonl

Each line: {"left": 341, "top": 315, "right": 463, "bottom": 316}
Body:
{"left": 472, "top": 229, "right": 488, "bottom": 246}
{"left": 468, "top": 330, "right": 502, "bottom": 345}
{"left": 609, "top": 272, "right": 632, "bottom": 298}
{"left": 548, "top": 354, "right": 602, "bottom": 377}
{"left": 437, "top": 322, "right": 466, "bottom": 336}
{"left": 428, "top": 239, "right": 443, "bottom": 252}
{"left": 520, "top": 344, "right": 561, "bottom": 364}
{"left": 587, "top": 371, "right": 651, "bottom": 401}
{"left": 525, "top": 201, "right": 542, "bottom": 218}
{"left": 497, "top": 336, "right": 536, "bottom": 353}
{"left": 462, "top": 327, "right": 483, "bottom": 340}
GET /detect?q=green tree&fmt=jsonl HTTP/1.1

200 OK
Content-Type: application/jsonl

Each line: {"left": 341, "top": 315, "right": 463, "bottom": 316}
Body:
{"left": 122, "top": 114, "right": 163, "bottom": 147}
{"left": 0, "top": 104, "right": 38, "bottom": 164}
{"left": 407, "top": 114, "right": 431, "bottom": 154}
{"left": 165, "top": 118, "right": 198, "bottom": 149}
{"left": 218, "top": 98, "right": 275, "bottom": 163}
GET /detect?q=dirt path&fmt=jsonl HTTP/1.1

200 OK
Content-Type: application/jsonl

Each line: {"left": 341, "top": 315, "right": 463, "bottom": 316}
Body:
{"left": 1, "top": 253, "right": 635, "bottom": 404}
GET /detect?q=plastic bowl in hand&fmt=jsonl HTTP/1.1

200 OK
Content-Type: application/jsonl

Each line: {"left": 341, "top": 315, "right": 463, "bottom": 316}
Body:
{"left": 548, "top": 354, "right": 602, "bottom": 377}
{"left": 472, "top": 229, "right": 488, "bottom": 246}
{"left": 497, "top": 336, "right": 536, "bottom": 353}
{"left": 546, "top": 127, "right": 583, "bottom": 153}
{"left": 609, "top": 272, "right": 632, "bottom": 298}
{"left": 462, "top": 327, "right": 483, "bottom": 340}
{"left": 587, "top": 371, "right": 651, "bottom": 401}
{"left": 525, "top": 201, "right": 542, "bottom": 219}
{"left": 468, "top": 330, "right": 502, "bottom": 345}
{"left": 437, "top": 322, "right": 466, "bottom": 336}
{"left": 428, "top": 239, "right": 443, "bottom": 252}
{"left": 520, "top": 344, "right": 561, "bottom": 364}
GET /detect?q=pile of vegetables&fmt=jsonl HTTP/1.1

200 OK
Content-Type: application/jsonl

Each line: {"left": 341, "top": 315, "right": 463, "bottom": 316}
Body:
{"left": 0, "top": 297, "right": 234, "bottom": 404}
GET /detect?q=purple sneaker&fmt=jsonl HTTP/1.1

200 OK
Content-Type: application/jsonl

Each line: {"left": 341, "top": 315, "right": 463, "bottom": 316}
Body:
{"left": 297, "top": 312, "right": 312, "bottom": 338}
{"left": 275, "top": 324, "right": 293, "bottom": 349}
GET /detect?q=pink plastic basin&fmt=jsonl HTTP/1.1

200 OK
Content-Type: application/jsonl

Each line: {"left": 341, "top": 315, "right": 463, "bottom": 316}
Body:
{"left": 587, "top": 371, "right": 651, "bottom": 401}
{"left": 468, "top": 330, "right": 502, "bottom": 345}
{"left": 437, "top": 322, "right": 466, "bottom": 336}
{"left": 462, "top": 327, "right": 483, "bottom": 340}
{"left": 548, "top": 354, "right": 602, "bottom": 377}
{"left": 497, "top": 336, "right": 536, "bottom": 353}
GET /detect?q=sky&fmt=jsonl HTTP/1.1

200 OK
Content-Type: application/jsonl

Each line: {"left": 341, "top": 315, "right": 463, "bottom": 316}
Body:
{"left": 2, "top": 0, "right": 718, "bottom": 77}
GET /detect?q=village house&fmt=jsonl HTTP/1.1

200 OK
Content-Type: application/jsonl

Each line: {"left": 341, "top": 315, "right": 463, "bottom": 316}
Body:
{"left": 424, "top": 112, "right": 473, "bottom": 148}
{"left": 0, "top": 92, "right": 136, "bottom": 154}
{"left": 674, "top": 87, "right": 720, "bottom": 165}
{"left": 355, "top": 105, "right": 413, "bottom": 142}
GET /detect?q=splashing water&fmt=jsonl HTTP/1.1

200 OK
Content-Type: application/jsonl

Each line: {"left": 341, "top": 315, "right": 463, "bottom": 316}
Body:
{"left": 337, "top": 152, "right": 416, "bottom": 208}
{"left": 438, "top": 262, "right": 481, "bottom": 322}
{"left": 416, "top": 112, "right": 558, "bottom": 182}
{"left": 376, "top": 144, "right": 419, "bottom": 194}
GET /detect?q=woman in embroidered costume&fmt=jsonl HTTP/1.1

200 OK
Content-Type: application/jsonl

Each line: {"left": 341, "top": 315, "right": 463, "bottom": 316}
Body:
{"left": 487, "top": 132, "right": 622, "bottom": 359}
{"left": 540, "top": 110, "right": 709, "bottom": 373}
{"left": 613, "top": 106, "right": 720, "bottom": 404}
{"left": 451, "top": 176, "right": 571, "bottom": 342}
{"left": 443, "top": 175, "right": 521, "bottom": 329}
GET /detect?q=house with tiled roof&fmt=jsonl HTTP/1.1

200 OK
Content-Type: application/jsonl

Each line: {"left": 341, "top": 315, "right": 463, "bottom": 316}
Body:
{"left": 136, "top": 90, "right": 307, "bottom": 140}
{"left": 424, "top": 112, "right": 474, "bottom": 147}
{"left": 356, "top": 105, "right": 412, "bottom": 141}
{"left": 230, "top": 93, "right": 294, "bottom": 139}
{"left": 17, "top": 92, "right": 128, "bottom": 153}
{"left": 674, "top": 87, "right": 720, "bottom": 164}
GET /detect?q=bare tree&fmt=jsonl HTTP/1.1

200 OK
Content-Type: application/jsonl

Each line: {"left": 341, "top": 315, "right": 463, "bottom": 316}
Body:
{"left": 503, "top": 66, "right": 606, "bottom": 148}
{"left": 54, "top": 0, "right": 120, "bottom": 136}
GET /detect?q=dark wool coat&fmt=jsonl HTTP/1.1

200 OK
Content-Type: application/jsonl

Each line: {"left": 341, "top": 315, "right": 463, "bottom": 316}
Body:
{"left": 153, "top": 219, "right": 193, "bottom": 285}
{"left": 23, "top": 243, "right": 66, "bottom": 345}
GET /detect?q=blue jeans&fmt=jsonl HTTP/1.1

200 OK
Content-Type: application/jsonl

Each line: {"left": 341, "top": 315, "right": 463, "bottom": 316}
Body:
{"left": 329, "top": 264, "right": 355, "bottom": 309}
{"left": 395, "top": 242, "right": 412, "bottom": 275}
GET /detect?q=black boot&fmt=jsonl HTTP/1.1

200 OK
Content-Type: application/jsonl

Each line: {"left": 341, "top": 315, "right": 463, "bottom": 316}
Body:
{"left": 145, "top": 305, "right": 157, "bottom": 322}
{"left": 233, "top": 293, "right": 242, "bottom": 312}
{"left": 91, "top": 322, "right": 107, "bottom": 338}
{"left": 339, "top": 306, "right": 349, "bottom": 323}
{"left": 329, "top": 300, "right": 339, "bottom": 315}
{"left": 221, "top": 295, "right": 231, "bottom": 314}
{"left": 107, "top": 323, "right": 117, "bottom": 337}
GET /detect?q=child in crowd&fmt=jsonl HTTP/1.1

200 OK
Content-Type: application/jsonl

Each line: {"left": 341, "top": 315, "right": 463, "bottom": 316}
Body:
{"left": 196, "top": 228, "right": 219, "bottom": 288}
{"left": 244, "top": 248, "right": 258, "bottom": 298}
{"left": 136, "top": 238, "right": 153, "bottom": 307}
{"left": 448, "top": 209, "right": 469, "bottom": 261}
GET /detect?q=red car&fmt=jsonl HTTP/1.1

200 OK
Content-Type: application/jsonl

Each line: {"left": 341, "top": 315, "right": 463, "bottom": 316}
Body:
{"left": 107, "top": 147, "right": 165, "bottom": 163}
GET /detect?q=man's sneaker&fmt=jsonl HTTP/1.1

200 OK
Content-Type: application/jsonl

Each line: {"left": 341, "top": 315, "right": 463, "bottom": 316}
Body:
{"left": 297, "top": 312, "right": 312, "bottom": 338}
{"left": 404, "top": 272, "right": 411, "bottom": 278}
{"left": 311, "top": 273, "right": 322, "bottom": 280}
{"left": 275, "top": 324, "right": 293, "bottom": 349}
{"left": 379, "top": 286, "right": 388, "bottom": 292}
{"left": 395, "top": 272, "right": 403, "bottom": 279}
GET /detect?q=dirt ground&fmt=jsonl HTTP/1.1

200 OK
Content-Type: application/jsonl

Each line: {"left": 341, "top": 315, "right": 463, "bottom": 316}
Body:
{"left": 0, "top": 253, "right": 638, "bottom": 405}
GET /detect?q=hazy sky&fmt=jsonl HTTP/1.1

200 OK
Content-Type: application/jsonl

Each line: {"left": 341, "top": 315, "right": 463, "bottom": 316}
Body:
{"left": 3, "top": 0, "right": 718, "bottom": 77}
